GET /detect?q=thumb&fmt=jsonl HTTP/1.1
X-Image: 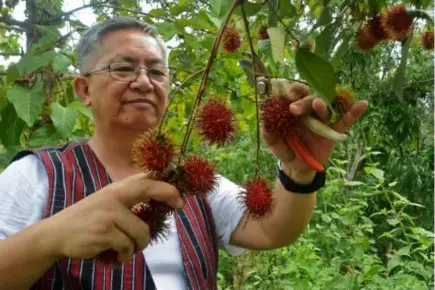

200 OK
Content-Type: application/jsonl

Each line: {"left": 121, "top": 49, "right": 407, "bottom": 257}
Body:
{"left": 111, "top": 172, "right": 183, "bottom": 209}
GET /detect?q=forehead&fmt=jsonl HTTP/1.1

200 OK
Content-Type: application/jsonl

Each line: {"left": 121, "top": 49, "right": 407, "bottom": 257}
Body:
{"left": 97, "top": 29, "right": 164, "bottom": 64}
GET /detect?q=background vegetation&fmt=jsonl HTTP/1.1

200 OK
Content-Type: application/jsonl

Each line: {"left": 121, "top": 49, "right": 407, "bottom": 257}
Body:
{"left": 0, "top": 0, "right": 433, "bottom": 289}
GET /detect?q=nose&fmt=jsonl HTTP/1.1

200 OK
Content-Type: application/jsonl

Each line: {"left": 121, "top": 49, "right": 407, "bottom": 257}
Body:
{"left": 129, "top": 68, "right": 154, "bottom": 92}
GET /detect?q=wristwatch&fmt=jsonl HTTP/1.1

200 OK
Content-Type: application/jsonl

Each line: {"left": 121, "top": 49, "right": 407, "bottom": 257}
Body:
{"left": 276, "top": 161, "right": 326, "bottom": 194}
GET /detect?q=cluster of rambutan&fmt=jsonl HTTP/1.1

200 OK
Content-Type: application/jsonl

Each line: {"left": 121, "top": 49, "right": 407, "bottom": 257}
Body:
{"left": 334, "top": 85, "right": 356, "bottom": 117}
{"left": 355, "top": 4, "right": 417, "bottom": 51}
{"left": 222, "top": 24, "right": 242, "bottom": 53}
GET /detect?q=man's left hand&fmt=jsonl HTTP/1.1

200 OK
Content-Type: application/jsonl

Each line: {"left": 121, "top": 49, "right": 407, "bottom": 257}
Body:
{"left": 262, "top": 83, "right": 369, "bottom": 182}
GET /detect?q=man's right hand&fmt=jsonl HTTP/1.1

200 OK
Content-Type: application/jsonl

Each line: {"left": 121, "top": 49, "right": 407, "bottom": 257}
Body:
{"left": 40, "top": 172, "right": 182, "bottom": 263}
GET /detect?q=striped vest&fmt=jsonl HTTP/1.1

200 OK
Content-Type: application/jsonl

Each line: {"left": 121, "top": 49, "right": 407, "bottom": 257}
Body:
{"left": 12, "top": 141, "right": 219, "bottom": 290}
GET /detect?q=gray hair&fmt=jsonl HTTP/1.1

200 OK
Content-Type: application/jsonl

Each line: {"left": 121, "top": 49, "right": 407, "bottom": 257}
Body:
{"left": 76, "top": 17, "right": 168, "bottom": 74}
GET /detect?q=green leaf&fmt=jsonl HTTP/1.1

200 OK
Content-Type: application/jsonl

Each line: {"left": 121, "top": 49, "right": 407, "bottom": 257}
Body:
{"left": 396, "top": 245, "right": 410, "bottom": 256}
{"left": 50, "top": 102, "right": 78, "bottom": 138}
{"left": 210, "top": 0, "right": 229, "bottom": 18}
{"left": 279, "top": 0, "right": 296, "bottom": 18}
{"left": 311, "top": 6, "right": 332, "bottom": 31}
{"left": 0, "top": 103, "right": 26, "bottom": 150}
{"left": 28, "top": 124, "right": 63, "bottom": 148}
{"left": 6, "top": 64, "right": 21, "bottom": 83}
{"left": 233, "top": 2, "right": 263, "bottom": 17}
{"left": 52, "top": 54, "right": 71, "bottom": 72}
{"left": 256, "top": 39, "right": 271, "bottom": 52}
{"left": 69, "top": 101, "right": 94, "bottom": 122}
{"left": 364, "top": 167, "right": 385, "bottom": 179}
{"left": 393, "top": 33, "right": 412, "bottom": 104}
{"left": 295, "top": 48, "right": 337, "bottom": 105}
{"left": 387, "top": 256, "right": 401, "bottom": 272}
{"left": 267, "top": 0, "right": 279, "bottom": 27}
{"left": 331, "top": 35, "right": 351, "bottom": 67}
{"left": 315, "top": 24, "right": 334, "bottom": 59}
{"left": 267, "top": 27, "right": 285, "bottom": 63}
{"left": 387, "top": 218, "right": 400, "bottom": 226}
{"left": 7, "top": 75, "right": 45, "bottom": 127}
{"left": 18, "top": 51, "right": 58, "bottom": 74}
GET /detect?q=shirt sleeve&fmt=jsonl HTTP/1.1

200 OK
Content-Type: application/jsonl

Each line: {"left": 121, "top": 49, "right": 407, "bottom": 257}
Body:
{"left": 207, "top": 174, "right": 247, "bottom": 256}
{"left": 0, "top": 154, "right": 49, "bottom": 239}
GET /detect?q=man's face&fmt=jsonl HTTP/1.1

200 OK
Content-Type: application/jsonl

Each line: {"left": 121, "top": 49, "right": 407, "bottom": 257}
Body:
{"left": 83, "top": 29, "right": 169, "bottom": 132}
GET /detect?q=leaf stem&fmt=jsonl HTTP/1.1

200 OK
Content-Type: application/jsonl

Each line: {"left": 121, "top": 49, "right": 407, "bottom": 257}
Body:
{"left": 178, "top": 0, "right": 241, "bottom": 162}
{"left": 266, "top": 0, "right": 300, "bottom": 46}
{"left": 240, "top": 2, "right": 261, "bottom": 177}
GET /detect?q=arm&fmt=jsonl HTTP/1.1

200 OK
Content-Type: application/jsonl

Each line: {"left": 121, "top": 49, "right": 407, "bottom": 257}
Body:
{"left": 229, "top": 166, "right": 317, "bottom": 250}
{"left": 0, "top": 221, "right": 59, "bottom": 290}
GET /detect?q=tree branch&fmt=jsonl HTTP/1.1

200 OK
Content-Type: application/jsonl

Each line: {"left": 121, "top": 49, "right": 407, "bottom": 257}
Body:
{"left": 0, "top": 16, "right": 29, "bottom": 29}
{"left": 0, "top": 52, "right": 23, "bottom": 57}
{"left": 48, "top": 3, "right": 95, "bottom": 23}
{"left": 0, "top": 24, "right": 29, "bottom": 33}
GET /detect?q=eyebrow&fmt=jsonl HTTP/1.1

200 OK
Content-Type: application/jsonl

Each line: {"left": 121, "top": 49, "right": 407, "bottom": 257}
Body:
{"left": 108, "top": 55, "right": 165, "bottom": 66}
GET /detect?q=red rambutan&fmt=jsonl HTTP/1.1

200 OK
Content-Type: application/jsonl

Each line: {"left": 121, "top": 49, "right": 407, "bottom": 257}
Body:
{"left": 195, "top": 98, "right": 237, "bottom": 146}
{"left": 355, "top": 26, "right": 377, "bottom": 51}
{"left": 238, "top": 176, "right": 274, "bottom": 220}
{"left": 334, "top": 86, "right": 356, "bottom": 117}
{"left": 380, "top": 4, "right": 413, "bottom": 41}
{"left": 131, "top": 201, "right": 172, "bottom": 243}
{"left": 367, "top": 15, "right": 388, "bottom": 42}
{"left": 422, "top": 29, "right": 434, "bottom": 50}
{"left": 258, "top": 25, "right": 269, "bottom": 40}
{"left": 260, "top": 93, "right": 299, "bottom": 135}
{"left": 131, "top": 128, "right": 175, "bottom": 171}
{"left": 222, "top": 25, "right": 242, "bottom": 53}
{"left": 177, "top": 155, "right": 218, "bottom": 197}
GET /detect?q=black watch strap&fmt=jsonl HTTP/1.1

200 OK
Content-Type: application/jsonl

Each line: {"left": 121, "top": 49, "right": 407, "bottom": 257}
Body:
{"left": 276, "top": 165, "right": 326, "bottom": 194}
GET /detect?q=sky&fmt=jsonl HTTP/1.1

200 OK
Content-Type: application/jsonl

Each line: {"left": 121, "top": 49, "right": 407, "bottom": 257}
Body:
{"left": 1, "top": 0, "right": 169, "bottom": 66}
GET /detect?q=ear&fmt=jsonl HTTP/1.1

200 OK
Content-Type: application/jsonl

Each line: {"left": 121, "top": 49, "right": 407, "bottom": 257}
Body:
{"left": 73, "top": 76, "right": 92, "bottom": 107}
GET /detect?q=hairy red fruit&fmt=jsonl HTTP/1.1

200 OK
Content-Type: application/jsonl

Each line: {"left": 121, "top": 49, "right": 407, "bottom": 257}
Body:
{"left": 239, "top": 176, "right": 274, "bottom": 220}
{"left": 355, "top": 26, "right": 377, "bottom": 51}
{"left": 222, "top": 25, "right": 242, "bottom": 53}
{"left": 131, "top": 128, "right": 174, "bottom": 171}
{"left": 367, "top": 15, "right": 388, "bottom": 42}
{"left": 335, "top": 86, "right": 356, "bottom": 117}
{"left": 177, "top": 156, "right": 218, "bottom": 197}
{"left": 97, "top": 200, "right": 172, "bottom": 265}
{"left": 261, "top": 93, "right": 299, "bottom": 135}
{"left": 258, "top": 25, "right": 269, "bottom": 40}
{"left": 381, "top": 4, "right": 413, "bottom": 41}
{"left": 422, "top": 30, "right": 434, "bottom": 50}
{"left": 131, "top": 201, "right": 172, "bottom": 242}
{"left": 195, "top": 98, "right": 237, "bottom": 146}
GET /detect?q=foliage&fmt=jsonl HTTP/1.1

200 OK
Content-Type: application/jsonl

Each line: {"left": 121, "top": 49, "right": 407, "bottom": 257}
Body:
{"left": 0, "top": 0, "right": 433, "bottom": 288}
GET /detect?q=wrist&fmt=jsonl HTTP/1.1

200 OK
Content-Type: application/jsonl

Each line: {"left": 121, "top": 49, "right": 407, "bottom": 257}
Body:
{"left": 37, "top": 218, "right": 64, "bottom": 260}
{"left": 281, "top": 162, "right": 316, "bottom": 184}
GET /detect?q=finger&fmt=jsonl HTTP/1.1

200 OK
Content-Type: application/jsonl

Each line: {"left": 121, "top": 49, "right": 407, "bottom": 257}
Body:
{"left": 289, "top": 96, "right": 316, "bottom": 116}
{"left": 110, "top": 228, "right": 135, "bottom": 263}
{"left": 261, "top": 128, "right": 295, "bottom": 163}
{"left": 113, "top": 173, "right": 183, "bottom": 209}
{"left": 114, "top": 206, "right": 151, "bottom": 251}
{"left": 312, "top": 98, "right": 330, "bottom": 121}
{"left": 288, "top": 83, "right": 309, "bottom": 101}
{"left": 332, "top": 100, "right": 369, "bottom": 133}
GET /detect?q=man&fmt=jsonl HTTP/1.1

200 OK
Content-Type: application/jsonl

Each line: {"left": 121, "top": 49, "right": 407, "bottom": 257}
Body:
{"left": 0, "top": 17, "right": 368, "bottom": 289}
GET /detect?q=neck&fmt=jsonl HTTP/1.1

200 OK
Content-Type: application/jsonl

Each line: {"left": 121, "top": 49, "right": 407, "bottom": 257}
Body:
{"left": 88, "top": 126, "right": 142, "bottom": 179}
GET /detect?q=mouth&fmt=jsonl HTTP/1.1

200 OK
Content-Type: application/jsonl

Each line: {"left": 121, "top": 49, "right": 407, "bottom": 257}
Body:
{"left": 124, "top": 99, "right": 156, "bottom": 108}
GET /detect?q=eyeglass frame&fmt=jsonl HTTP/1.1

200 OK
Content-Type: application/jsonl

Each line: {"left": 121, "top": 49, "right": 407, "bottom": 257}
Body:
{"left": 82, "top": 62, "right": 175, "bottom": 83}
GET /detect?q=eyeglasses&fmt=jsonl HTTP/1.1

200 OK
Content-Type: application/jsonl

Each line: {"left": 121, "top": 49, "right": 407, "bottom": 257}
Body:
{"left": 84, "top": 62, "right": 172, "bottom": 83}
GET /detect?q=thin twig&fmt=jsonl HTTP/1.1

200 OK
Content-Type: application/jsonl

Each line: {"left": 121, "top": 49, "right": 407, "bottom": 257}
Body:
{"left": 179, "top": 0, "right": 241, "bottom": 160}
{"left": 47, "top": 3, "right": 99, "bottom": 23}
{"left": 266, "top": 0, "right": 300, "bottom": 46}
{"left": 241, "top": 2, "right": 261, "bottom": 177}
{"left": 0, "top": 52, "right": 23, "bottom": 57}
{"left": 0, "top": 16, "right": 29, "bottom": 30}
{"left": 159, "top": 68, "right": 205, "bottom": 133}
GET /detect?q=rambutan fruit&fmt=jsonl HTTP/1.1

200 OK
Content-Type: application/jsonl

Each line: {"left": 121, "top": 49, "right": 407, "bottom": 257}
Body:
{"left": 355, "top": 26, "right": 377, "bottom": 51}
{"left": 176, "top": 155, "right": 218, "bottom": 197}
{"left": 260, "top": 93, "right": 299, "bottom": 135}
{"left": 131, "top": 201, "right": 172, "bottom": 243}
{"left": 222, "top": 25, "right": 242, "bottom": 53}
{"left": 258, "top": 25, "right": 269, "bottom": 40}
{"left": 195, "top": 98, "right": 237, "bottom": 146}
{"left": 238, "top": 176, "right": 274, "bottom": 220}
{"left": 380, "top": 4, "right": 413, "bottom": 41}
{"left": 422, "top": 29, "right": 434, "bottom": 50}
{"left": 367, "top": 15, "right": 388, "bottom": 42}
{"left": 131, "top": 128, "right": 175, "bottom": 171}
{"left": 334, "top": 86, "right": 356, "bottom": 117}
